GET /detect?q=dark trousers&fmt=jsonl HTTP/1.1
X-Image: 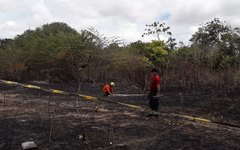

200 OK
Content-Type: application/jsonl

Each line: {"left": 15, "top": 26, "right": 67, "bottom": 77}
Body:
{"left": 104, "top": 92, "right": 110, "bottom": 96}
{"left": 148, "top": 90, "right": 159, "bottom": 111}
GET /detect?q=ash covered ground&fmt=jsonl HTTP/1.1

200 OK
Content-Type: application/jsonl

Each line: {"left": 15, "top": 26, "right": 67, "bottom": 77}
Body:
{"left": 0, "top": 83, "right": 239, "bottom": 150}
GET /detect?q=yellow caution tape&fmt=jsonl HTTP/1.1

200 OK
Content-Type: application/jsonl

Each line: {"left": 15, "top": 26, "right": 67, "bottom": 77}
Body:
{"left": 0, "top": 79, "right": 142, "bottom": 109}
{"left": 1, "top": 79, "right": 230, "bottom": 125}
{"left": 118, "top": 102, "right": 142, "bottom": 109}
{"left": 84, "top": 96, "right": 97, "bottom": 100}
{"left": 179, "top": 114, "right": 195, "bottom": 120}
{"left": 178, "top": 114, "right": 211, "bottom": 123}
{"left": 22, "top": 84, "right": 41, "bottom": 89}
{"left": 1, "top": 79, "right": 238, "bottom": 127}
{"left": 2, "top": 80, "right": 18, "bottom": 85}
{"left": 194, "top": 117, "right": 211, "bottom": 123}
{"left": 51, "top": 89, "right": 68, "bottom": 95}
{"left": 79, "top": 94, "right": 97, "bottom": 100}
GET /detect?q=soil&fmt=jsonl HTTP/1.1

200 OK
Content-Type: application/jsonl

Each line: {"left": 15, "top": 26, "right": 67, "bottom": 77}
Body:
{"left": 0, "top": 83, "right": 239, "bottom": 150}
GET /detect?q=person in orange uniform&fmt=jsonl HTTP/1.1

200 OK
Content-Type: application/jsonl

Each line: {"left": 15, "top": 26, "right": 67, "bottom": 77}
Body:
{"left": 103, "top": 82, "right": 115, "bottom": 96}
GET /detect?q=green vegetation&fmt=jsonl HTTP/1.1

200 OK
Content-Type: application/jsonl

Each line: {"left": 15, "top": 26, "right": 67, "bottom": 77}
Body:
{"left": 0, "top": 19, "right": 239, "bottom": 91}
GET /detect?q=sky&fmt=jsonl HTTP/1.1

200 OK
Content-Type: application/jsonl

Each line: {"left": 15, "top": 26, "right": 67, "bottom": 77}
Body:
{"left": 1, "top": 0, "right": 240, "bottom": 45}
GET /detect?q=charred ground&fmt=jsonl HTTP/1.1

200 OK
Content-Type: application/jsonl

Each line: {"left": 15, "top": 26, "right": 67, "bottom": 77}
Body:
{"left": 0, "top": 83, "right": 239, "bottom": 150}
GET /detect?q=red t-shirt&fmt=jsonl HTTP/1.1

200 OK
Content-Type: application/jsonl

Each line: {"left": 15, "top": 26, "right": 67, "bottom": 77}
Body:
{"left": 150, "top": 75, "right": 161, "bottom": 91}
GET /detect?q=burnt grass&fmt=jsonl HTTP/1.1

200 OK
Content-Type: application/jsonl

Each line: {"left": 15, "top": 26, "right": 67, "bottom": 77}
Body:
{"left": 0, "top": 83, "right": 240, "bottom": 150}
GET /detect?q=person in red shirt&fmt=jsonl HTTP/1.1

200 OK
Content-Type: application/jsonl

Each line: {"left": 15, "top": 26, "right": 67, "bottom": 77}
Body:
{"left": 148, "top": 68, "right": 161, "bottom": 111}
{"left": 103, "top": 82, "right": 115, "bottom": 96}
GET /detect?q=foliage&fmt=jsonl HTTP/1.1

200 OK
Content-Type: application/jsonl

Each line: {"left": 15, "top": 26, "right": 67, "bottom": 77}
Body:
{"left": 190, "top": 18, "right": 230, "bottom": 47}
{"left": 142, "top": 22, "right": 177, "bottom": 50}
{"left": 143, "top": 40, "right": 169, "bottom": 67}
{"left": 190, "top": 18, "right": 240, "bottom": 70}
{"left": 0, "top": 19, "right": 239, "bottom": 90}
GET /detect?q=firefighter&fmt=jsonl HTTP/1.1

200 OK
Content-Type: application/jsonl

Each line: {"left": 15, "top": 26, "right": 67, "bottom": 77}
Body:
{"left": 103, "top": 82, "right": 115, "bottom": 96}
{"left": 148, "top": 68, "right": 161, "bottom": 111}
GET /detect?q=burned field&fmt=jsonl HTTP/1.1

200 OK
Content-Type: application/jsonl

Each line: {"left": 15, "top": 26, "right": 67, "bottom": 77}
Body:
{"left": 0, "top": 83, "right": 240, "bottom": 150}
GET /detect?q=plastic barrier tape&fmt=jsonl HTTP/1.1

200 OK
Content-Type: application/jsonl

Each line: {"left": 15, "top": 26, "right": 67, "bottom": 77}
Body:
{"left": 178, "top": 114, "right": 212, "bottom": 123}
{"left": 0, "top": 79, "right": 141, "bottom": 109}
{"left": 1, "top": 79, "right": 240, "bottom": 129}
{"left": 22, "top": 84, "right": 41, "bottom": 89}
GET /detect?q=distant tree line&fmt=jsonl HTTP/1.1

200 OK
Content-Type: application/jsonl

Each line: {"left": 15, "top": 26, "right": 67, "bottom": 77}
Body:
{"left": 0, "top": 18, "right": 239, "bottom": 91}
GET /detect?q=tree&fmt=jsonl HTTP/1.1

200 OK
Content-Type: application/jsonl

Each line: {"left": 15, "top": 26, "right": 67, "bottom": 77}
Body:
{"left": 0, "top": 47, "right": 26, "bottom": 81}
{"left": 143, "top": 40, "right": 169, "bottom": 68}
{"left": 87, "top": 27, "right": 123, "bottom": 49}
{"left": 190, "top": 18, "right": 240, "bottom": 70}
{"left": 0, "top": 38, "right": 13, "bottom": 49}
{"left": 190, "top": 18, "right": 230, "bottom": 47}
{"left": 142, "top": 22, "right": 177, "bottom": 50}
{"left": 142, "top": 22, "right": 172, "bottom": 40}
{"left": 7, "top": 22, "right": 100, "bottom": 81}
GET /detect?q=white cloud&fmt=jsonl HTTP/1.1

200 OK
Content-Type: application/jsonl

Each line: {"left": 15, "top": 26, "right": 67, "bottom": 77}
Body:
{"left": 0, "top": 21, "right": 27, "bottom": 38}
{"left": 0, "top": 0, "right": 240, "bottom": 44}
{"left": 5, "top": 21, "right": 16, "bottom": 26}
